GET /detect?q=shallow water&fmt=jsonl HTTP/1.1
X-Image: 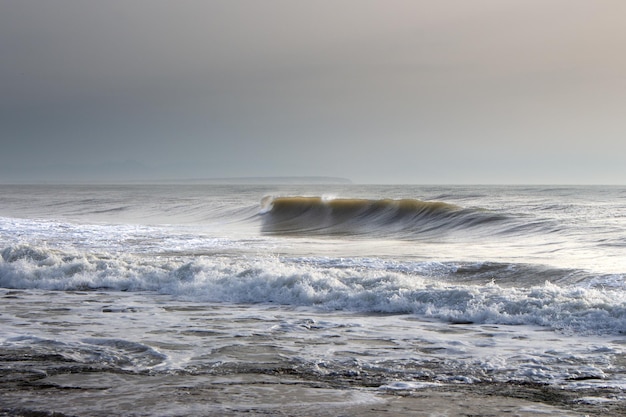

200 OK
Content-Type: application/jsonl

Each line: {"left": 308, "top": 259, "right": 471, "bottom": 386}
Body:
{"left": 1, "top": 184, "right": 625, "bottom": 415}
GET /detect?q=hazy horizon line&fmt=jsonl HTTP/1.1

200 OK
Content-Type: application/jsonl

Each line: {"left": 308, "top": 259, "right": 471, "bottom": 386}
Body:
{"left": 1, "top": 177, "right": 624, "bottom": 187}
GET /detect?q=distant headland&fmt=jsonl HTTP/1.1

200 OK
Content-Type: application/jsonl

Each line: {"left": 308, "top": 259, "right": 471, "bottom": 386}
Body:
{"left": 166, "top": 176, "right": 353, "bottom": 184}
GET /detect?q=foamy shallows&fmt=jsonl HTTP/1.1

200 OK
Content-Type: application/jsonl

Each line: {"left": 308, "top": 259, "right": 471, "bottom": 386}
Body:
{"left": 1, "top": 184, "right": 625, "bottom": 413}
{"left": 1, "top": 243, "right": 625, "bottom": 335}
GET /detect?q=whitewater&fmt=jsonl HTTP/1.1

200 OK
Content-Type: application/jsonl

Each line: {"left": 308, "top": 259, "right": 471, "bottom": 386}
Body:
{"left": 1, "top": 184, "right": 625, "bottom": 416}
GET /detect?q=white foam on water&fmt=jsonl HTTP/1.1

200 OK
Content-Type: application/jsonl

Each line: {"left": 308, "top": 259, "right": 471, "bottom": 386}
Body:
{"left": 1, "top": 184, "right": 626, "bottom": 409}
{"left": 1, "top": 289, "right": 624, "bottom": 391}
{"left": 379, "top": 381, "right": 442, "bottom": 390}
{"left": 2, "top": 244, "right": 625, "bottom": 335}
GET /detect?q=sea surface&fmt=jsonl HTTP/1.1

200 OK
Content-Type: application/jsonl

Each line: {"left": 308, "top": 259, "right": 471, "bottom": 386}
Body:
{"left": 1, "top": 184, "right": 625, "bottom": 415}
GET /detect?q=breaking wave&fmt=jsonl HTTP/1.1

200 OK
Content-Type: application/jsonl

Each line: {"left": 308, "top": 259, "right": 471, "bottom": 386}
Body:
{"left": 260, "top": 196, "right": 510, "bottom": 237}
{"left": 2, "top": 244, "right": 625, "bottom": 335}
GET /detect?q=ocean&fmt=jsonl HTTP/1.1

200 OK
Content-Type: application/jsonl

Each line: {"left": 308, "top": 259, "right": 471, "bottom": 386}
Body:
{"left": 0, "top": 184, "right": 624, "bottom": 416}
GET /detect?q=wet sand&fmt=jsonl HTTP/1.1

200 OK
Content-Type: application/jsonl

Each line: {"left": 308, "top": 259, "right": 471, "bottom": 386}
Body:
{"left": 1, "top": 367, "right": 623, "bottom": 417}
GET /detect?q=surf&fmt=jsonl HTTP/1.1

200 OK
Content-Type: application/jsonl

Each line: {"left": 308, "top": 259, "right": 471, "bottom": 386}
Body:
{"left": 2, "top": 243, "right": 625, "bottom": 335}
{"left": 260, "top": 196, "right": 508, "bottom": 237}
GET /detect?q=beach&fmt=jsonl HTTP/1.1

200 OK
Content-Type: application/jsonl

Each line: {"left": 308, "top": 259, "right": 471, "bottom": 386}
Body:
{"left": 1, "top": 289, "right": 624, "bottom": 417}
{"left": 3, "top": 371, "right": 622, "bottom": 416}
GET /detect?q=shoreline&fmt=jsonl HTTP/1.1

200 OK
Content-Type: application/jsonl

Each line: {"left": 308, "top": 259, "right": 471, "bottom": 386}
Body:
{"left": 1, "top": 368, "right": 623, "bottom": 416}
{"left": 1, "top": 289, "right": 625, "bottom": 416}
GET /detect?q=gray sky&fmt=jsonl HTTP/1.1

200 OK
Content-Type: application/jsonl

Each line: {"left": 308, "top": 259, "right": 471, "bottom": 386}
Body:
{"left": 1, "top": 0, "right": 625, "bottom": 183}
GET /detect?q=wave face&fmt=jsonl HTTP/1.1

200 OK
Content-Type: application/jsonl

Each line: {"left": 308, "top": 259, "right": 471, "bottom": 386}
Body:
{"left": 261, "top": 196, "right": 508, "bottom": 237}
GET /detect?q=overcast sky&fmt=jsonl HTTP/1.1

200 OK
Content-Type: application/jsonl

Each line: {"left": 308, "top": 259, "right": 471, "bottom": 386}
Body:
{"left": 1, "top": 0, "right": 625, "bottom": 183}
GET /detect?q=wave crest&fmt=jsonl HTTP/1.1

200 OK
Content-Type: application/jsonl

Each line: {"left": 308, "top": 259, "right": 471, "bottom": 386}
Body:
{"left": 260, "top": 196, "right": 504, "bottom": 237}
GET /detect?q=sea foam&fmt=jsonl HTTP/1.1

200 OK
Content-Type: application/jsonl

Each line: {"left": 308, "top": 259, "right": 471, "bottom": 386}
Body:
{"left": 2, "top": 244, "right": 624, "bottom": 335}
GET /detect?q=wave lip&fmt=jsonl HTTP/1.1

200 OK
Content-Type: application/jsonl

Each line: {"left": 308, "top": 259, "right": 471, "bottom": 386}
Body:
{"left": 260, "top": 196, "right": 501, "bottom": 237}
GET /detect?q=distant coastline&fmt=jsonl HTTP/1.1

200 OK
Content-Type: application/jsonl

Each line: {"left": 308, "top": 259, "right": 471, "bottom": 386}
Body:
{"left": 169, "top": 176, "right": 353, "bottom": 185}
{"left": 0, "top": 176, "right": 353, "bottom": 185}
